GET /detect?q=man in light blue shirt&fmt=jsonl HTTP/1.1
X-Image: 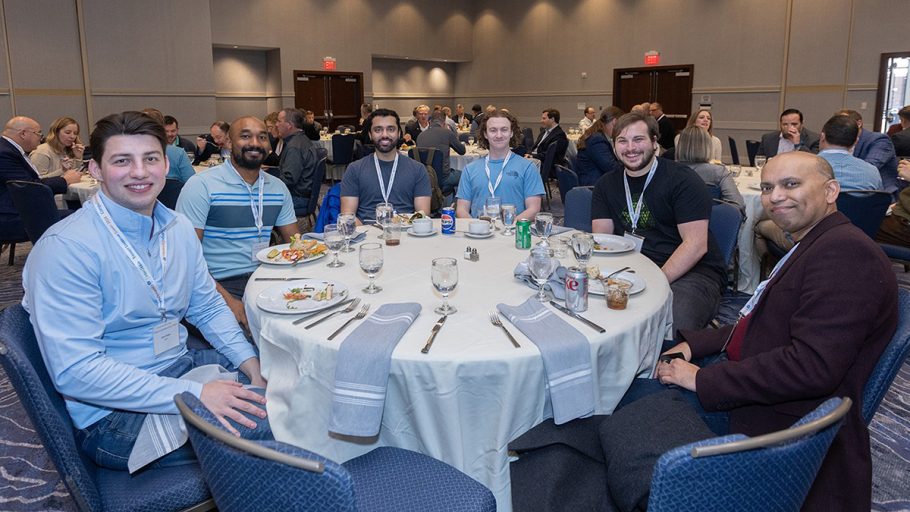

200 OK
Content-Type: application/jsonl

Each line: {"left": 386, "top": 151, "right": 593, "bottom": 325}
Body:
{"left": 23, "top": 111, "right": 268, "bottom": 471}
{"left": 142, "top": 108, "right": 195, "bottom": 182}
{"left": 818, "top": 114, "right": 883, "bottom": 191}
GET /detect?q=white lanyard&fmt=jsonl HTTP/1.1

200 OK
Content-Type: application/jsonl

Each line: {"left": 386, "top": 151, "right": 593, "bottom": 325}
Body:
{"left": 484, "top": 151, "right": 512, "bottom": 197}
{"left": 373, "top": 153, "right": 399, "bottom": 203}
{"left": 739, "top": 242, "right": 800, "bottom": 317}
{"left": 231, "top": 163, "right": 265, "bottom": 240}
{"left": 622, "top": 158, "right": 658, "bottom": 233}
{"left": 91, "top": 196, "right": 168, "bottom": 320}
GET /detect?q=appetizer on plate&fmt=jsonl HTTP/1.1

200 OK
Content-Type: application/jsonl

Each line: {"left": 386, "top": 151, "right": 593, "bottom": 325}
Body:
{"left": 267, "top": 234, "right": 327, "bottom": 263}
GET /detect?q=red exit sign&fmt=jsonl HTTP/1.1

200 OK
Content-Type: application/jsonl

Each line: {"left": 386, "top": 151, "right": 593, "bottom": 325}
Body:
{"left": 323, "top": 57, "right": 336, "bottom": 71}
{"left": 644, "top": 51, "right": 660, "bottom": 66}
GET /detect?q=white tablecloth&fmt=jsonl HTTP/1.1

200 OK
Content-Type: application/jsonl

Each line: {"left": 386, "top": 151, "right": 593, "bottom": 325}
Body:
{"left": 244, "top": 222, "right": 673, "bottom": 511}
{"left": 61, "top": 176, "right": 99, "bottom": 204}
{"left": 732, "top": 169, "right": 763, "bottom": 294}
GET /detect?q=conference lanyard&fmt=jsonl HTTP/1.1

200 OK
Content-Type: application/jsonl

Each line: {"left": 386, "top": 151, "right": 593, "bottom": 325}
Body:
{"left": 485, "top": 151, "right": 512, "bottom": 197}
{"left": 373, "top": 153, "right": 398, "bottom": 203}
{"left": 231, "top": 162, "right": 265, "bottom": 241}
{"left": 622, "top": 158, "right": 658, "bottom": 234}
{"left": 91, "top": 196, "right": 168, "bottom": 321}
{"left": 739, "top": 242, "right": 800, "bottom": 318}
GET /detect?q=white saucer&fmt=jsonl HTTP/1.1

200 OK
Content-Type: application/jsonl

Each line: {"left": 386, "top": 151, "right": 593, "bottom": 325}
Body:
{"left": 464, "top": 231, "right": 494, "bottom": 239}
{"left": 407, "top": 228, "right": 438, "bottom": 237}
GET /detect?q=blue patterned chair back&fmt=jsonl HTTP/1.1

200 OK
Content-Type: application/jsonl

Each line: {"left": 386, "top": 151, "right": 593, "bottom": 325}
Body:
{"left": 648, "top": 397, "right": 850, "bottom": 512}
{"left": 8, "top": 180, "right": 60, "bottom": 243}
{"left": 863, "top": 287, "right": 910, "bottom": 424}
{"left": 564, "top": 186, "right": 593, "bottom": 232}
{"left": 709, "top": 200, "right": 743, "bottom": 266}
{"left": 555, "top": 165, "right": 579, "bottom": 206}
{"left": 836, "top": 190, "right": 891, "bottom": 239}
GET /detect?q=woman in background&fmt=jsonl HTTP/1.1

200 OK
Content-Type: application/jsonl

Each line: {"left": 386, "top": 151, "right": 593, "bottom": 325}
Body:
{"left": 675, "top": 108, "right": 723, "bottom": 162}
{"left": 30, "top": 117, "right": 84, "bottom": 177}
{"left": 676, "top": 126, "right": 744, "bottom": 210}
{"left": 574, "top": 106, "right": 624, "bottom": 186}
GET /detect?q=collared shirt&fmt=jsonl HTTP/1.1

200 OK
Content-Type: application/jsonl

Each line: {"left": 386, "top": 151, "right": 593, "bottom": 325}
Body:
{"left": 579, "top": 117, "right": 594, "bottom": 131}
{"left": 777, "top": 133, "right": 797, "bottom": 155}
{"left": 22, "top": 191, "right": 257, "bottom": 428}
{"left": 818, "top": 148, "right": 883, "bottom": 191}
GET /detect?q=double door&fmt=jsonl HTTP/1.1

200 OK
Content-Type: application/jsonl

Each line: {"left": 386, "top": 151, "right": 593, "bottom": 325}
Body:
{"left": 293, "top": 70, "right": 364, "bottom": 131}
{"left": 613, "top": 65, "right": 694, "bottom": 133}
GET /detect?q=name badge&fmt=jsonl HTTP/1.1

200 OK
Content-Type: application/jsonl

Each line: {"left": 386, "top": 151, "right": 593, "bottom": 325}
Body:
{"left": 153, "top": 320, "right": 180, "bottom": 356}
{"left": 251, "top": 241, "right": 268, "bottom": 263}
{"left": 624, "top": 232, "right": 645, "bottom": 253}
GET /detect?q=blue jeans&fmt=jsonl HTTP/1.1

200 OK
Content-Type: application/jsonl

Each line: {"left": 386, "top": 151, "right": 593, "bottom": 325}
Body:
{"left": 75, "top": 349, "right": 271, "bottom": 471}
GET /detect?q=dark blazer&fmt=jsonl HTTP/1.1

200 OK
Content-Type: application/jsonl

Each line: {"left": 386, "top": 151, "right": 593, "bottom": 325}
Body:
{"left": 681, "top": 212, "right": 898, "bottom": 512}
{"left": 575, "top": 132, "right": 621, "bottom": 186}
{"left": 278, "top": 131, "right": 319, "bottom": 203}
{"left": 453, "top": 113, "right": 472, "bottom": 127}
{"left": 854, "top": 129, "right": 898, "bottom": 193}
{"left": 656, "top": 115, "right": 676, "bottom": 150}
{"left": 891, "top": 127, "right": 910, "bottom": 158}
{"left": 404, "top": 120, "right": 427, "bottom": 146}
{"left": 0, "top": 138, "right": 68, "bottom": 215}
{"left": 531, "top": 125, "right": 569, "bottom": 165}
{"left": 758, "top": 128, "right": 820, "bottom": 157}
{"left": 175, "top": 137, "right": 196, "bottom": 155}
{"left": 193, "top": 134, "right": 218, "bottom": 165}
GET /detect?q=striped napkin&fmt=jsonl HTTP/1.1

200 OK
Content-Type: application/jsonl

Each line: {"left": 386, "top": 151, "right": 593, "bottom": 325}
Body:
{"left": 329, "top": 303, "right": 422, "bottom": 437}
{"left": 497, "top": 298, "right": 595, "bottom": 424}
{"left": 514, "top": 261, "right": 567, "bottom": 299}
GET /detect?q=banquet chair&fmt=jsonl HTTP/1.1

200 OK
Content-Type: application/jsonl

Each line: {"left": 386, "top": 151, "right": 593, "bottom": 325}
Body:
{"left": 157, "top": 179, "right": 185, "bottom": 210}
{"left": 540, "top": 144, "right": 558, "bottom": 210}
{"left": 564, "top": 186, "right": 593, "bottom": 232}
{"left": 647, "top": 397, "right": 850, "bottom": 512}
{"left": 175, "top": 392, "right": 496, "bottom": 512}
{"left": 555, "top": 164, "right": 579, "bottom": 205}
{"left": 0, "top": 220, "right": 28, "bottom": 265}
{"left": 835, "top": 190, "right": 891, "bottom": 238}
{"left": 727, "top": 136, "right": 740, "bottom": 165}
{"left": 8, "top": 180, "right": 60, "bottom": 244}
{"left": 298, "top": 157, "right": 327, "bottom": 226}
{"left": 705, "top": 183, "right": 722, "bottom": 200}
{"left": 880, "top": 242, "right": 910, "bottom": 272}
{"left": 0, "top": 304, "right": 214, "bottom": 512}
{"left": 328, "top": 134, "right": 355, "bottom": 181}
{"left": 458, "top": 132, "right": 471, "bottom": 143}
{"left": 708, "top": 200, "right": 743, "bottom": 291}
{"left": 353, "top": 142, "right": 374, "bottom": 160}
{"left": 522, "top": 127, "right": 534, "bottom": 150}
{"left": 745, "top": 140, "right": 761, "bottom": 167}
{"left": 862, "top": 286, "right": 910, "bottom": 425}
{"left": 315, "top": 146, "right": 329, "bottom": 162}
{"left": 336, "top": 124, "right": 356, "bottom": 134}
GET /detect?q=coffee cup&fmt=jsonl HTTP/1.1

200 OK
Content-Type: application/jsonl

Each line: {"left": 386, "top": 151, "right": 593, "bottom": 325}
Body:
{"left": 411, "top": 218, "right": 433, "bottom": 234}
{"left": 469, "top": 220, "right": 491, "bottom": 235}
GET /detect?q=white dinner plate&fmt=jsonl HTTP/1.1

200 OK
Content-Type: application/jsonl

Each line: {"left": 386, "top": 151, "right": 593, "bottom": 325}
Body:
{"left": 592, "top": 234, "right": 636, "bottom": 254}
{"left": 464, "top": 230, "right": 494, "bottom": 239}
{"left": 407, "top": 227, "right": 438, "bottom": 237}
{"left": 256, "top": 280, "right": 348, "bottom": 314}
{"left": 256, "top": 243, "right": 328, "bottom": 265}
{"left": 588, "top": 271, "right": 646, "bottom": 295}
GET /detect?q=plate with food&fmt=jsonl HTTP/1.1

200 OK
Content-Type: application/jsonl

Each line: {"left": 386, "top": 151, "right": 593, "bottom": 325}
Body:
{"left": 393, "top": 210, "right": 427, "bottom": 224}
{"left": 257, "top": 235, "right": 328, "bottom": 265}
{"left": 585, "top": 266, "right": 646, "bottom": 295}
{"left": 256, "top": 280, "right": 348, "bottom": 314}
{"left": 592, "top": 234, "right": 636, "bottom": 254}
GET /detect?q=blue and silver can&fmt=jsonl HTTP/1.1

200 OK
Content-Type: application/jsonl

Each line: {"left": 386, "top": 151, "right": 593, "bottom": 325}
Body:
{"left": 441, "top": 207, "right": 456, "bottom": 234}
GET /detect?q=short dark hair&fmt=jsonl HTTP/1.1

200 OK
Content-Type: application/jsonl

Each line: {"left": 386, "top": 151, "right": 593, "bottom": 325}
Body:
{"left": 90, "top": 111, "right": 167, "bottom": 164}
{"left": 366, "top": 108, "right": 402, "bottom": 134}
{"left": 279, "top": 108, "right": 305, "bottom": 130}
{"left": 141, "top": 108, "right": 165, "bottom": 126}
{"left": 822, "top": 115, "right": 859, "bottom": 147}
{"left": 543, "top": 108, "right": 560, "bottom": 124}
{"left": 430, "top": 110, "right": 447, "bottom": 127}
{"left": 477, "top": 109, "right": 522, "bottom": 150}
{"left": 163, "top": 115, "right": 178, "bottom": 127}
{"left": 471, "top": 104, "right": 482, "bottom": 113}
{"left": 780, "top": 108, "right": 804, "bottom": 123}
{"left": 612, "top": 112, "right": 659, "bottom": 142}
{"left": 836, "top": 109, "right": 862, "bottom": 124}
{"left": 899, "top": 106, "right": 910, "bottom": 123}
{"left": 211, "top": 120, "right": 230, "bottom": 134}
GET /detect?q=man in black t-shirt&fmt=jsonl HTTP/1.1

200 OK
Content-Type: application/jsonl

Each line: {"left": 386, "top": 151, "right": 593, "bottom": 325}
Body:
{"left": 591, "top": 112, "right": 726, "bottom": 332}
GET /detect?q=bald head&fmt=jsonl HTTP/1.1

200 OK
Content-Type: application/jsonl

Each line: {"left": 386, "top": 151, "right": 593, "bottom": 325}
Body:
{"left": 760, "top": 152, "right": 839, "bottom": 241}
{"left": 3, "top": 116, "right": 42, "bottom": 152}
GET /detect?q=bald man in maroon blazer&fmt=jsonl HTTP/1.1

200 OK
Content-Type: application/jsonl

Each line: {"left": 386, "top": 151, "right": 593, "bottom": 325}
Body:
{"left": 658, "top": 152, "right": 898, "bottom": 511}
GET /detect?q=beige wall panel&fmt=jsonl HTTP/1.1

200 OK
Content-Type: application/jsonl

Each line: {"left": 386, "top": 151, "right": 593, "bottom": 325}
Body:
{"left": 785, "top": 0, "right": 851, "bottom": 87}
{"left": 15, "top": 95, "right": 87, "bottom": 133}
{"left": 844, "top": 89, "right": 878, "bottom": 122}
{"left": 213, "top": 48, "right": 268, "bottom": 96}
{"left": 373, "top": 59, "right": 456, "bottom": 98}
{"left": 214, "top": 97, "right": 270, "bottom": 124}
{"left": 91, "top": 95, "right": 216, "bottom": 137}
{"left": 3, "top": 0, "right": 83, "bottom": 90}
{"left": 780, "top": 90, "right": 843, "bottom": 132}
{"left": 0, "top": 100, "right": 12, "bottom": 124}
{"left": 847, "top": 0, "right": 910, "bottom": 84}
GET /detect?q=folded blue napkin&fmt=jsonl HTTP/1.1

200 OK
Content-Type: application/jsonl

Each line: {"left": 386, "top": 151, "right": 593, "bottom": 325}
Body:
{"left": 304, "top": 231, "right": 367, "bottom": 244}
{"left": 496, "top": 299, "right": 595, "bottom": 424}
{"left": 514, "top": 261, "right": 567, "bottom": 299}
{"left": 329, "top": 302, "right": 422, "bottom": 437}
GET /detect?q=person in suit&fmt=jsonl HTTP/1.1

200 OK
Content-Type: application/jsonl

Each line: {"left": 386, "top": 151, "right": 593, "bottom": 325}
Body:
{"left": 303, "top": 110, "right": 322, "bottom": 140}
{"left": 193, "top": 121, "right": 230, "bottom": 165}
{"left": 276, "top": 108, "right": 319, "bottom": 215}
{"left": 890, "top": 105, "right": 910, "bottom": 157}
{"left": 758, "top": 108, "right": 820, "bottom": 157}
{"left": 0, "top": 116, "right": 81, "bottom": 236}
{"left": 649, "top": 102, "right": 676, "bottom": 151}
{"left": 402, "top": 104, "right": 430, "bottom": 146}
{"left": 452, "top": 103, "right": 472, "bottom": 128}
{"left": 653, "top": 151, "right": 897, "bottom": 511}
{"left": 836, "top": 109, "right": 898, "bottom": 194}
{"left": 527, "top": 108, "right": 569, "bottom": 165}
{"left": 574, "top": 106, "right": 624, "bottom": 186}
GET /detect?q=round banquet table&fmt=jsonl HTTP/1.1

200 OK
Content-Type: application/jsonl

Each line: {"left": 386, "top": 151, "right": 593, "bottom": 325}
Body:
{"left": 61, "top": 175, "right": 99, "bottom": 204}
{"left": 244, "top": 221, "right": 673, "bottom": 511}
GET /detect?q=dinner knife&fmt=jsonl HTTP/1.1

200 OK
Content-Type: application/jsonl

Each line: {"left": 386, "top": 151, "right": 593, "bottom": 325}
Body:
{"left": 292, "top": 295, "right": 355, "bottom": 326}
{"left": 548, "top": 301, "right": 606, "bottom": 333}
{"left": 420, "top": 315, "right": 448, "bottom": 354}
{"left": 254, "top": 277, "right": 311, "bottom": 281}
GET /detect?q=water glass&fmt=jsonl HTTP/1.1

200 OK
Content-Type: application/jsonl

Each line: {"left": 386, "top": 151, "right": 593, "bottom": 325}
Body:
{"left": 534, "top": 212, "right": 554, "bottom": 246}
{"left": 375, "top": 202, "right": 393, "bottom": 239}
{"left": 754, "top": 155, "right": 767, "bottom": 173}
{"left": 359, "top": 243, "right": 383, "bottom": 294}
{"left": 431, "top": 257, "right": 458, "bottom": 315}
{"left": 528, "top": 246, "right": 555, "bottom": 302}
{"left": 728, "top": 164, "right": 741, "bottom": 178}
{"left": 484, "top": 197, "right": 502, "bottom": 229}
{"left": 384, "top": 223, "right": 401, "bottom": 246}
{"left": 570, "top": 233, "right": 594, "bottom": 267}
{"left": 338, "top": 213, "right": 357, "bottom": 253}
{"left": 468, "top": 136, "right": 475, "bottom": 146}
{"left": 501, "top": 204, "right": 517, "bottom": 235}
{"left": 550, "top": 235, "right": 569, "bottom": 258}
{"left": 324, "top": 223, "right": 345, "bottom": 268}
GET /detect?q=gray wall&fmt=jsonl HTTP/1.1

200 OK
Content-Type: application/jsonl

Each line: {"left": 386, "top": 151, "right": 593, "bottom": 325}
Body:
{"left": 372, "top": 58, "right": 457, "bottom": 116}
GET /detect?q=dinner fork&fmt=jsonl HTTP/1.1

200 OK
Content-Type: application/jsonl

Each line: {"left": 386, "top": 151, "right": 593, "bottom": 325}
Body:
{"left": 328, "top": 304, "right": 371, "bottom": 340}
{"left": 489, "top": 311, "right": 520, "bottom": 348}
{"left": 303, "top": 298, "right": 361, "bottom": 328}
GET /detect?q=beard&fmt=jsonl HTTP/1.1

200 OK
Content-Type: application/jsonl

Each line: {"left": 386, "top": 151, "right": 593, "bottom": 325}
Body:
{"left": 233, "top": 145, "right": 266, "bottom": 169}
{"left": 372, "top": 136, "right": 398, "bottom": 154}
{"left": 619, "top": 144, "right": 656, "bottom": 172}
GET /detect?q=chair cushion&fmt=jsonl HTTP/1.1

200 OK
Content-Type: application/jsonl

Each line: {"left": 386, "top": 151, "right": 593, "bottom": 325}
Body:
{"left": 98, "top": 463, "right": 211, "bottom": 512}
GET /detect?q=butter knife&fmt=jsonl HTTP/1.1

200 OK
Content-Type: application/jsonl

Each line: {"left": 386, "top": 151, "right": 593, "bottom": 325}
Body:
{"left": 292, "top": 295, "right": 355, "bottom": 326}
{"left": 255, "top": 277, "right": 311, "bottom": 281}
{"left": 549, "top": 300, "right": 606, "bottom": 333}
{"left": 420, "top": 315, "right": 448, "bottom": 354}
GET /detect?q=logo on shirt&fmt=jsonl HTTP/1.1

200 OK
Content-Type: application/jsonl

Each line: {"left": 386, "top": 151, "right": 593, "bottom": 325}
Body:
{"left": 621, "top": 194, "right": 654, "bottom": 230}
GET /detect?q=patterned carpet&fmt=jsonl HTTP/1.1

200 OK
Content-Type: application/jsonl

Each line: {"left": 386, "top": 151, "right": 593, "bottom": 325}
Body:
{"left": 1, "top": 238, "right": 909, "bottom": 510}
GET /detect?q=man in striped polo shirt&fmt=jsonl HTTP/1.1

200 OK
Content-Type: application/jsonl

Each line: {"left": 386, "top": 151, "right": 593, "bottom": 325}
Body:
{"left": 177, "top": 116, "right": 299, "bottom": 331}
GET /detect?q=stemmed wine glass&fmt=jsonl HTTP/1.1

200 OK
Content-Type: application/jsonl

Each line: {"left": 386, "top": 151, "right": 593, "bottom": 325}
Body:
{"left": 753, "top": 155, "right": 767, "bottom": 177}
{"left": 570, "top": 233, "right": 594, "bottom": 268}
{"left": 431, "top": 257, "right": 458, "bottom": 315}
{"left": 359, "top": 243, "right": 383, "bottom": 294}
{"left": 484, "top": 197, "right": 502, "bottom": 230}
{"left": 375, "top": 202, "right": 393, "bottom": 240}
{"left": 338, "top": 213, "right": 356, "bottom": 253}
{"left": 468, "top": 136, "right": 475, "bottom": 146}
{"left": 501, "top": 204, "right": 517, "bottom": 235}
{"left": 528, "top": 246, "right": 555, "bottom": 302}
{"left": 324, "top": 223, "right": 345, "bottom": 268}
{"left": 534, "top": 212, "right": 554, "bottom": 246}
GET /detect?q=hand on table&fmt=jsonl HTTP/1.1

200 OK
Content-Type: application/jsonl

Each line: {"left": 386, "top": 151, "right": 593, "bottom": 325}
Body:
{"left": 62, "top": 169, "right": 82, "bottom": 185}
{"left": 199, "top": 380, "right": 267, "bottom": 436}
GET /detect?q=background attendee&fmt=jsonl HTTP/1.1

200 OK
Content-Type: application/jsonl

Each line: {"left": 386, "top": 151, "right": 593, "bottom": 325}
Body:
{"left": 163, "top": 115, "right": 197, "bottom": 155}
{"left": 876, "top": 159, "right": 910, "bottom": 247}
{"left": 676, "top": 126, "right": 744, "bottom": 211}
{"left": 837, "top": 109, "right": 898, "bottom": 194}
{"left": 142, "top": 108, "right": 195, "bottom": 183}
{"left": 194, "top": 121, "right": 230, "bottom": 165}
{"left": 303, "top": 110, "right": 322, "bottom": 140}
{"left": 276, "top": 108, "right": 319, "bottom": 216}
{"left": 758, "top": 108, "right": 819, "bottom": 157}
{"left": 675, "top": 109, "right": 722, "bottom": 162}
{"left": 817, "top": 114, "right": 882, "bottom": 191}
{"left": 575, "top": 106, "right": 624, "bottom": 186}
{"left": 528, "top": 108, "right": 568, "bottom": 165}
{"left": 403, "top": 104, "right": 431, "bottom": 146}
{"left": 453, "top": 103, "right": 472, "bottom": 128}
{"left": 29, "top": 116, "right": 85, "bottom": 177}
{"left": 578, "top": 107, "right": 596, "bottom": 132}
{"left": 441, "top": 106, "right": 459, "bottom": 132}
{"left": 416, "top": 110, "right": 465, "bottom": 196}
{"left": 890, "top": 105, "right": 910, "bottom": 157}
{"left": 649, "top": 102, "right": 676, "bottom": 151}
{"left": 263, "top": 111, "right": 281, "bottom": 167}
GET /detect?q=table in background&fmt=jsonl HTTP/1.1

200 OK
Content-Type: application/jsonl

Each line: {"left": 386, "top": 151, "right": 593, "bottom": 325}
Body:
{"left": 244, "top": 222, "right": 673, "bottom": 511}
{"left": 732, "top": 169, "right": 763, "bottom": 294}
{"left": 61, "top": 175, "right": 99, "bottom": 205}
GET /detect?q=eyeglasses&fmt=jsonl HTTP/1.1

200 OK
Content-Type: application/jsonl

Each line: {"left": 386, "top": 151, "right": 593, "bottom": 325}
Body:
{"left": 23, "top": 129, "right": 42, "bottom": 138}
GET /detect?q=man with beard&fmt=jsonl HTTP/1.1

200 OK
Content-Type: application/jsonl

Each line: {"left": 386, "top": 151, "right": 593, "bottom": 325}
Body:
{"left": 591, "top": 112, "right": 726, "bottom": 331}
{"left": 340, "top": 108, "right": 431, "bottom": 223}
{"left": 177, "top": 116, "right": 299, "bottom": 330}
